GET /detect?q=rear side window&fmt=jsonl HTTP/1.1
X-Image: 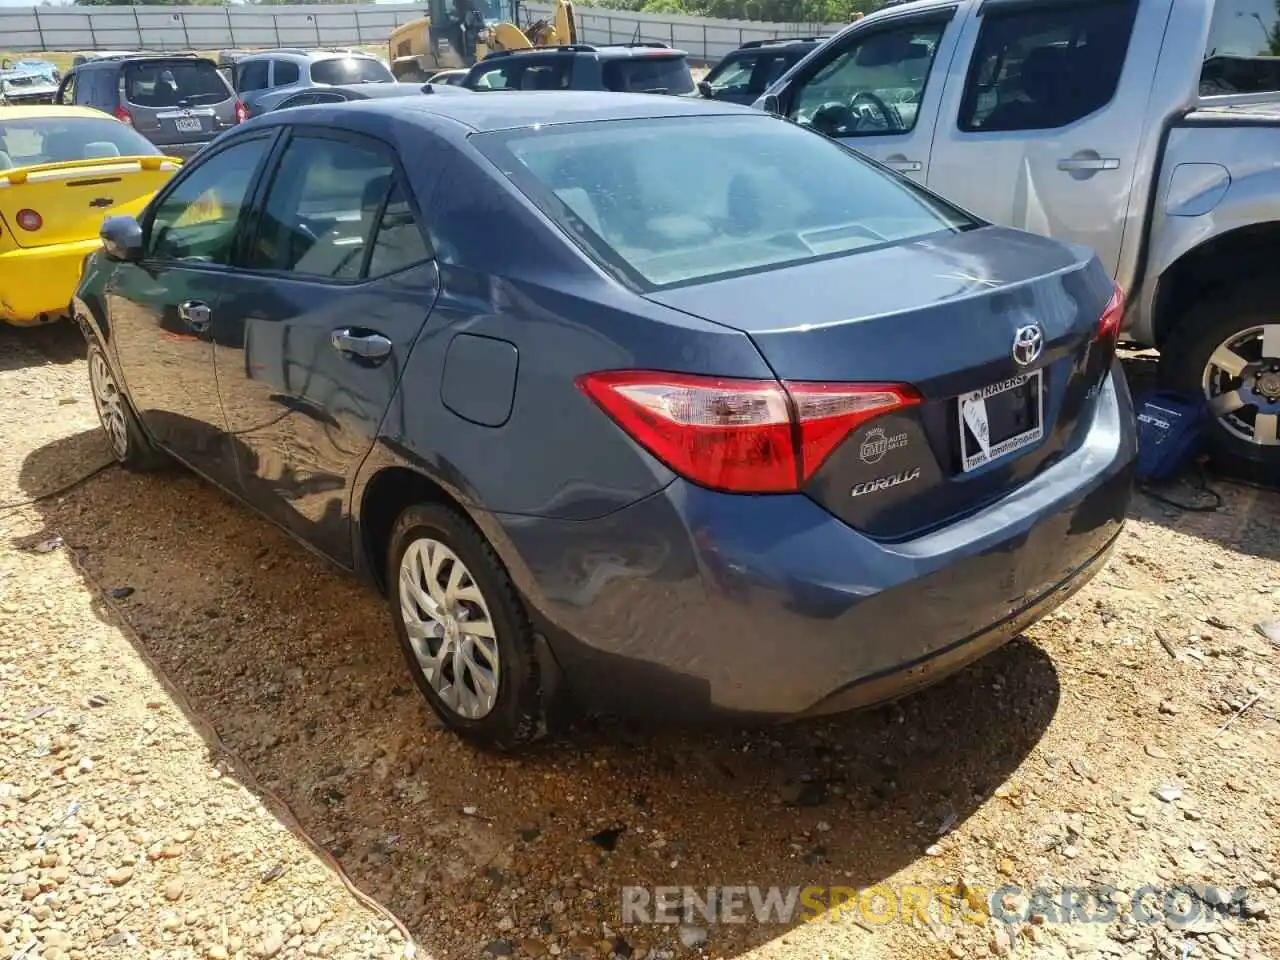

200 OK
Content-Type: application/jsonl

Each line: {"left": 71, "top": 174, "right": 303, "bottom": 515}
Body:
{"left": 958, "top": 0, "right": 1138, "bottom": 132}
{"left": 367, "top": 182, "right": 431, "bottom": 277}
{"left": 126, "top": 61, "right": 230, "bottom": 108}
{"left": 309, "top": 58, "right": 394, "bottom": 85}
{"left": 237, "top": 60, "right": 269, "bottom": 92}
{"left": 273, "top": 60, "right": 300, "bottom": 86}
{"left": 248, "top": 136, "right": 422, "bottom": 280}
{"left": 602, "top": 56, "right": 694, "bottom": 94}
{"left": 477, "top": 114, "right": 973, "bottom": 289}
{"left": 467, "top": 59, "right": 571, "bottom": 91}
{"left": 0, "top": 116, "right": 159, "bottom": 165}
{"left": 1202, "top": 0, "right": 1280, "bottom": 95}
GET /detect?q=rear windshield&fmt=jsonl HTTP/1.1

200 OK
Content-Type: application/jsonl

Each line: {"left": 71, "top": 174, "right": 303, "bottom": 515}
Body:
{"left": 125, "top": 61, "right": 229, "bottom": 107}
{"left": 310, "top": 58, "right": 394, "bottom": 85}
{"left": 0, "top": 116, "right": 160, "bottom": 165}
{"left": 601, "top": 55, "right": 694, "bottom": 94}
{"left": 475, "top": 114, "right": 974, "bottom": 288}
{"left": 1202, "top": 0, "right": 1280, "bottom": 96}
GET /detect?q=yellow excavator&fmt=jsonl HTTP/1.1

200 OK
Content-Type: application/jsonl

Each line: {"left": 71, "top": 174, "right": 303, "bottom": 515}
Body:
{"left": 389, "top": 0, "right": 577, "bottom": 81}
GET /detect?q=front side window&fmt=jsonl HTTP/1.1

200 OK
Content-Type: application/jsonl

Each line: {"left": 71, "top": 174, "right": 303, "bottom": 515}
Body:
{"left": 248, "top": 136, "right": 400, "bottom": 280}
{"left": 310, "top": 57, "right": 394, "bottom": 85}
{"left": 147, "top": 137, "right": 268, "bottom": 263}
{"left": 125, "top": 60, "right": 230, "bottom": 108}
{"left": 958, "top": 0, "right": 1138, "bottom": 132}
{"left": 477, "top": 114, "right": 974, "bottom": 289}
{"left": 466, "top": 59, "right": 571, "bottom": 91}
{"left": 705, "top": 54, "right": 757, "bottom": 96}
{"left": 1202, "top": 0, "right": 1280, "bottom": 96}
{"left": 790, "top": 22, "right": 946, "bottom": 137}
{"left": 602, "top": 56, "right": 694, "bottom": 94}
{"left": 0, "top": 116, "right": 160, "bottom": 165}
{"left": 273, "top": 60, "right": 300, "bottom": 86}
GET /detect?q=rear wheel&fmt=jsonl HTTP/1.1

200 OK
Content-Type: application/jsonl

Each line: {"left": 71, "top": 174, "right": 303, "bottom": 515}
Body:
{"left": 387, "top": 502, "right": 543, "bottom": 750}
{"left": 1162, "top": 277, "right": 1280, "bottom": 485}
{"left": 87, "top": 341, "right": 167, "bottom": 472}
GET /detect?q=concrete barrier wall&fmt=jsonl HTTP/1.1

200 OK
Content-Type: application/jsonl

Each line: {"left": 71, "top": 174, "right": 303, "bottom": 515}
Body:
{"left": 0, "top": 4, "right": 845, "bottom": 63}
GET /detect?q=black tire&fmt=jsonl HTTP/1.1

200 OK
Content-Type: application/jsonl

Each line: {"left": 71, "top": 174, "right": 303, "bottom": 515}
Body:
{"left": 386, "top": 502, "right": 543, "bottom": 750}
{"left": 1161, "top": 277, "right": 1280, "bottom": 487}
{"left": 86, "top": 340, "right": 167, "bottom": 472}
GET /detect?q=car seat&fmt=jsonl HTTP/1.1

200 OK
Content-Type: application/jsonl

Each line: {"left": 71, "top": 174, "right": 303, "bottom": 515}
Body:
{"left": 0, "top": 151, "right": 11, "bottom": 170}
{"left": 982, "top": 45, "right": 1069, "bottom": 130}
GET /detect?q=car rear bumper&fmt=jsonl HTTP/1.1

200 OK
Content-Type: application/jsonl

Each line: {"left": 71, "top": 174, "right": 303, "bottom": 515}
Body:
{"left": 155, "top": 140, "right": 214, "bottom": 159}
{"left": 0, "top": 238, "right": 99, "bottom": 324}
{"left": 492, "top": 365, "right": 1137, "bottom": 721}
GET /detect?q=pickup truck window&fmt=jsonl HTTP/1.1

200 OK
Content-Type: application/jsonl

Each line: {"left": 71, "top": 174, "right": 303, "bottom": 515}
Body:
{"left": 789, "top": 22, "right": 945, "bottom": 137}
{"left": 1202, "top": 0, "right": 1280, "bottom": 95}
{"left": 958, "top": 0, "right": 1138, "bottom": 133}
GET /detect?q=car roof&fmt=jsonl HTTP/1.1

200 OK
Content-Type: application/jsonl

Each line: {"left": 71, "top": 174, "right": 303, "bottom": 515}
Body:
{"left": 0, "top": 104, "right": 117, "bottom": 121}
{"left": 478, "top": 42, "right": 688, "bottom": 62}
{"left": 241, "top": 48, "right": 380, "bottom": 62}
{"left": 734, "top": 36, "right": 828, "bottom": 51}
{"left": 271, "top": 89, "right": 754, "bottom": 134}
{"left": 306, "top": 83, "right": 424, "bottom": 98}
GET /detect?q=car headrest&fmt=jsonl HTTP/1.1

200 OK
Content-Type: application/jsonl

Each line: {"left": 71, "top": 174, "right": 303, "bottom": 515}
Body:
{"left": 83, "top": 141, "right": 121, "bottom": 160}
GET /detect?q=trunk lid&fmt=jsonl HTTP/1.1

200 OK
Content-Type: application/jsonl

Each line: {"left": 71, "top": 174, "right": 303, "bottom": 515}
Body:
{"left": 123, "top": 59, "right": 234, "bottom": 145}
{"left": 645, "top": 226, "right": 1118, "bottom": 539}
{"left": 0, "top": 156, "right": 178, "bottom": 249}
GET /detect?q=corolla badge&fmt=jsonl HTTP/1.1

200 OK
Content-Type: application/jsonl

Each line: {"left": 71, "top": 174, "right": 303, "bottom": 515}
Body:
{"left": 850, "top": 467, "right": 921, "bottom": 498}
{"left": 1012, "top": 324, "right": 1044, "bottom": 366}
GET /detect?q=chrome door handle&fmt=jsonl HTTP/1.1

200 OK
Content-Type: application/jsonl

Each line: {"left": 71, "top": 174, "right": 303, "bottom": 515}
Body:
{"left": 177, "top": 300, "right": 211, "bottom": 333}
{"left": 883, "top": 153, "right": 923, "bottom": 173}
{"left": 1057, "top": 156, "right": 1120, "bottom": 172}
{"left": 331, "top": 328, "right": 393, "bottom": 360}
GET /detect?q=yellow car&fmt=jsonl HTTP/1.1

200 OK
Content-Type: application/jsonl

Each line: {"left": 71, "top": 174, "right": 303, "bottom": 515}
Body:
{"left": 0, "top": 105, "right": 179, "bottom": 325}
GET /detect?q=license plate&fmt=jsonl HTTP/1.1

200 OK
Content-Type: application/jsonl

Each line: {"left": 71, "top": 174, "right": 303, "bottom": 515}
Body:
{"left": 957, "top": 370, "right": 1044, "bottom": 472}
{"left": 174, "top": 117, "right": 202, "bottom": 133}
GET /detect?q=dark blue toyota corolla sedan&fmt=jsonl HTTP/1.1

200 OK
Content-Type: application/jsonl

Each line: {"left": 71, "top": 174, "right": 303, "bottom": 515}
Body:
{"left": 75, "top": 92, "right": 1135, "bottom": 748}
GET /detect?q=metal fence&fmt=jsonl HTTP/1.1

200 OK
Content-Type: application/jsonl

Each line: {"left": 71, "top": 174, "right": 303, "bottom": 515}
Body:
{"left": 0, "top": 4, "right": 844, "bottom": 62}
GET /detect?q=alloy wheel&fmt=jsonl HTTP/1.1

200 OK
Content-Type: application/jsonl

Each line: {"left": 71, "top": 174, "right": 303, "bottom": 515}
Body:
{"left": 398, "top": 537, "right": 501, "bottom": 720}
{"left": 1202, "top": 324, "right": 1280, "bottom": 448}
{"left": 89, "top": 350, "right": 128, "bottom": 459}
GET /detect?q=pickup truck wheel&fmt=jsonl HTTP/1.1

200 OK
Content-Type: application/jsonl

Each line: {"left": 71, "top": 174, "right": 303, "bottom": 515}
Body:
{"left": 387, "top": 502, "right": 543, "bottom": 750}
{"left": 1161, "top": 278, "right": 1280, "bottom": 485}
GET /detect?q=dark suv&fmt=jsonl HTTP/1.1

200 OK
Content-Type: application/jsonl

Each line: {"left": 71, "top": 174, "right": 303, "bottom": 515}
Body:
{"left": 56, "top": 54, "right": 242, "bottom": 158}
{"left": 699, "top": 37, "right": 828, "bottom": 105}
{"left": 462, "top": 43, "right": 695, "bottom": 95}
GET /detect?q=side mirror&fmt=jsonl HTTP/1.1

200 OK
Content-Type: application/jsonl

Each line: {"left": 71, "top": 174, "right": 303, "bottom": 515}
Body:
{"left": 697, "top": 79, "right": 713, "bottom": 98}
{"left": 762, "top": 93, "right": 781, "bottom": 115}
{"left": 101, "top": 215, "right": 144, "bottom": 262}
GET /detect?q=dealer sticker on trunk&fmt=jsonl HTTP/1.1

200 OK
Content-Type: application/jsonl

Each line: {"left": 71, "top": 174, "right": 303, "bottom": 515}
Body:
{"left": 958, "top": 370, "right": 1044, "bottom": 472}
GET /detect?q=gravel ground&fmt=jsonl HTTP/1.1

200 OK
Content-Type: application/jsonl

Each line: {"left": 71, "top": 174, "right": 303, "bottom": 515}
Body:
{"left": 1, "top": 322, "right": 1278, "bottom": 960}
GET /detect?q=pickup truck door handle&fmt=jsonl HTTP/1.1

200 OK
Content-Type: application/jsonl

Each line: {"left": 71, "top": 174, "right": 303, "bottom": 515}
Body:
{"left": 883, "top": 154, "right": 923, "bottom": 173}
{"left": 177, "top": 300, "right": 211, "bottom": 334}
{"left": 331, "top": 328, "right": 393, "bottom": 361}
{"left": 1057, "top": 155, "right": 1120, "bottom": 173}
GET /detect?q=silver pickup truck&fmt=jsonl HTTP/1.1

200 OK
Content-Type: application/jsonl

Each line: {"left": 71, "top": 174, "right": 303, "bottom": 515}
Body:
{"left": 757, "top": 0, "right": 1280, "bottom": 481}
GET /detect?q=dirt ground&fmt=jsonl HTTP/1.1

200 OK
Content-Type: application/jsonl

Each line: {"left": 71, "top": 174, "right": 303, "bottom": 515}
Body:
{"left": 1, "top": 322, "right": 1277, "bottom": 960}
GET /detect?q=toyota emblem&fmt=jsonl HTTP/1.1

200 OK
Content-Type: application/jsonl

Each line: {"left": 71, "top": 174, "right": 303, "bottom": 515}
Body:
{"left": 1012, "top": 324, "right": 1044, "bottom": 367}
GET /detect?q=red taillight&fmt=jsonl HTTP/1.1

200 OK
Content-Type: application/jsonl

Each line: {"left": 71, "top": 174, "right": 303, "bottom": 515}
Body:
{"left": 1096, "top": 284, "right": 1125, "bottom": 345}
{"left": 113, "top": 105, "right": 133, "bottom": 126}
{"left": 234, "top": 99, "right": 248, "bottom": 124}
{"left": 16, "top": 209, "right": 42, "bottom": 232}
{"left": 576, "top": 370, "right": 920, "bottom": 493}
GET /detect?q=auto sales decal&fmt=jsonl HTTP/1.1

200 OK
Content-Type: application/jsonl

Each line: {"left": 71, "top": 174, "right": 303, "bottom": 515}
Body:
{"left": 850, "top": 467, "right": 922, "bottom": 498}
{"left": 858, "top": 426, "right": 908, "bottom": 465}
